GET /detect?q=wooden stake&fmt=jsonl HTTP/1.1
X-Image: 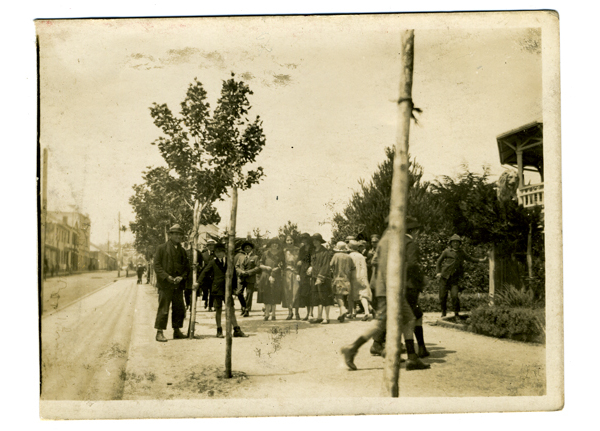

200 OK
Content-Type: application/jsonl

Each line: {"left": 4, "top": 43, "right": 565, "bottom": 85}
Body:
{"left": 224, "top": 187, "right": 238, "bottom": 378}
{"left": 384, "top": 29, "right": 415, "bottom": 398}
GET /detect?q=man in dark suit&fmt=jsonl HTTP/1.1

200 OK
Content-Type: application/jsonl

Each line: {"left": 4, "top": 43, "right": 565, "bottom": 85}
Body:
{"left": 153, "top": 224, "right": 190, "bottom": 342}
{"left": 198, "top": 243, "right": 248, "bottom": 339}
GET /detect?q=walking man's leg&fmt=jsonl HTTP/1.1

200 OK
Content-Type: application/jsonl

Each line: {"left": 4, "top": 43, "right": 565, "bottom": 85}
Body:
{"left": 451, "top": 282, "right": 460, "bottom": 316}
{"left": 439, "top": 278, "right": 449, "bottom": 317}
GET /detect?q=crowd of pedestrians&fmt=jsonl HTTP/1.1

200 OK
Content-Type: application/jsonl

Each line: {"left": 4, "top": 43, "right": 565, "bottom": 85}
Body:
{"left": 152, "top": 221, "right": 487, "bottom": 372}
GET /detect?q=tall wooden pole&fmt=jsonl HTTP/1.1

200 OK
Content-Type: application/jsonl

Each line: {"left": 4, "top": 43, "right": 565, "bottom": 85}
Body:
{"left": 384, "top": 29, "right": 415, "bottom": 397}
{"left": 224, "top": 187, "right": 238, "bottom": 378}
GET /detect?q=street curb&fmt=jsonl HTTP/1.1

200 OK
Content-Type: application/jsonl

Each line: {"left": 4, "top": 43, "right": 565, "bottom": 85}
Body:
{"left": 42, "top": 279, "right": 118, "bottom": 319}
{"left": 434, "top": 318, "right": 471, "bottom": 332}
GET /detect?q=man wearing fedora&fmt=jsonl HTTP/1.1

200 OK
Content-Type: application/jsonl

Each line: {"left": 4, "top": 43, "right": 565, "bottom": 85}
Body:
{"left": 235, "top": 240, "right": 261, "bottom": 317}
{"left": 153, "top": 224, "right": 191, "bottom": 342}
{"left": 436, "top": 234, "right": 488, "bottom": 318}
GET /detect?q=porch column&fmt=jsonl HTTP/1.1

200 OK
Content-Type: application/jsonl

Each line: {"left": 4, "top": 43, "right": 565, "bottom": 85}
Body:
{"left": 516, "top": 147, "right": 524, "bottom": 189}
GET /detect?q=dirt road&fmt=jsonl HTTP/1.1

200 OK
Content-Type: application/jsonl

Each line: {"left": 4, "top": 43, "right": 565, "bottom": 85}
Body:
{"left": 40, "top": 277, "right": 138, "bottom": 400}
{"left": 122, "top": 284, "right": 546, "bottom": 401}
{"left": 41, "top": 271, "right": 125, "bottom": 315}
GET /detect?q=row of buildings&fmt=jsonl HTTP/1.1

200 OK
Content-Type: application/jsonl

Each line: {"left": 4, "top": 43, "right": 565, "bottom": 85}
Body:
{"left": 44, "top": 211, "right": 117, "bottom": 274}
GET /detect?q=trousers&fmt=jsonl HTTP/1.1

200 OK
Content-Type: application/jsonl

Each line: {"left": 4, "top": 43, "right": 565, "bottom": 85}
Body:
{"left": 154, "top": 287, "right": 185, "bottom": 330}
{"left": 244, "top": 283, "right": 256, "bottom": 311}
{"left": 439, "top": 276, "right": 460, "bottom": 313}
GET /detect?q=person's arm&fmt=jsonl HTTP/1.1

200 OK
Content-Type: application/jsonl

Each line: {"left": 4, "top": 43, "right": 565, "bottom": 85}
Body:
{"left": 435, "top": 250, "right": 447, "bottom": 275}
{"left": 465, "top": 249, "right": 488, "bottom": 263}
{"left": 153, "top": 246, "right": 171, "bottom": 283}
{"left": 197, "top": 259, "right": 214, "bottom": 285}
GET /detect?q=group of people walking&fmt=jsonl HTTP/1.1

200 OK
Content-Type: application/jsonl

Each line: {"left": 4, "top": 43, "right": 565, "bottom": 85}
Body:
{"left": 152, "top": 221, "right": 488, "bottom": 374}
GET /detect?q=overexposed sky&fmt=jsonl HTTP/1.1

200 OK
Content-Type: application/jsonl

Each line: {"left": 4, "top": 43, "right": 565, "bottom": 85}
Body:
{"left": 38, "top": 16, "right": 541, "bottom": 244}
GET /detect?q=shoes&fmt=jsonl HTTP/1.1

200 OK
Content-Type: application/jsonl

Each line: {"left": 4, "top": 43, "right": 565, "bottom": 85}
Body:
{"left": 361, "top": 314, "right": 373, "bottom": 321}
{"left": 341, "top": 346, "right": 358, "bottom": 371}
{"left": 302, "top": 315, "right": 309, "bottom": 321}
{"left": 204, "top": 302, "right": 208, "bottom": 309}
{"left": 309, "top": 318, "right": 323, "bottom": 324}
{"left": 418, "top": 346, "right": 430, "bottom": 358}
{"left": 322, "top": 319, "right": 329, "bottom": 324}
{"left": 295, "top": 314, "right": 301, "bottom": 320}
{"left": 242, "top": 310, "right": 250, "bottom": 317}
{"left": 406, "top": 358, "right": 431, "bottom": 371}
{"left": 263, "top": 316, "right": 269, "bottom": 321}
{"left": 286, "top": 314, "right": 293, "bottom": 320}
{"left": 216, "top": 327, "right": 224, "bottom": 338}
{"left": 173, "top": 328, "right": 187, "bottom": 339}
{"left": 233, "top": 327, "right": 248, "bottom": 338}
{"left": 370, "top": 341, "right": 385, "bottom": 356}
{"left": 240, "top": 307, "right": 246, "bottom": 316}
{"left": 156, "top": 330, "right": 167, "bottom": 342}
{"left": 208, "top": 307, "right": 214, "bottom": 312}
{"left": 337, "top": 313, "right": 346, "bottom": 323}
{"left": 271, "top": 316, "right": 277, "bottom": 321}
{"left": 441, "top": 311, "right": 447, "bottom": 317}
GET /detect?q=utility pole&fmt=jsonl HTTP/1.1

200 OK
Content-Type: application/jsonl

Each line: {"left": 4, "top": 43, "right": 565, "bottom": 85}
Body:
{"left": 117, "top": 212, "right": 121, "bottom": 277}
{"left": 384, "top": 29, "right": 415, "bottom": 397}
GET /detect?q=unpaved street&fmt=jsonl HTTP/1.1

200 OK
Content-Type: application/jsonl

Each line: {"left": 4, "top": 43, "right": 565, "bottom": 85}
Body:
{"left": 41, "top": 277, "right": 138, "bottom": 400}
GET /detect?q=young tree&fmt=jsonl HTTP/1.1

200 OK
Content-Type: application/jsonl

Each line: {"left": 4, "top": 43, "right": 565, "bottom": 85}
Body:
{"left": 130, "top": 74, "right": 266, "bottom": 354}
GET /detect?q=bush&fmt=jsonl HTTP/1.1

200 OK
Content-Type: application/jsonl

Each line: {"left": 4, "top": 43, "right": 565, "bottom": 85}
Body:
{"left": 469, "top": 306, "right": 545, "bottom": 343}
{"left": 495, "top": 284, "right": 540, "bottom": 308}
{"left": 418, "top": 292, "right": 489, "bottom": 313}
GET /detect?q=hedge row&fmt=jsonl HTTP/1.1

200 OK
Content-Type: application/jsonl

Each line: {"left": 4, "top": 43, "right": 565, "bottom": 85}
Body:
{"left": 418, "top": 292, "right": 490, "bottom": 313}
{"left": 468, "top": 306, "right": 545, "bottom": 343}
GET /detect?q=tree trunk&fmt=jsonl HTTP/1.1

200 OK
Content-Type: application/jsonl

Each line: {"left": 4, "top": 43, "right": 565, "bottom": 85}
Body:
{"left": 224, "top": 187, "right": 238, "bottom": 378}
{"left": 384, "top": 29, "right": 415, "bottom": 398}
{"left": 188, "top": 201, "right": 201, "bottom": 338}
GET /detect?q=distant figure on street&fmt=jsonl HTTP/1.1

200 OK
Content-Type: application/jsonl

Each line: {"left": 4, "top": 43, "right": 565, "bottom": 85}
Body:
{"left": 153, "top": 224, "right": 190, "bottom": 342}
{"left": 436, "top": 234, "right": 488, "bottom": 318}
{"left": 136, "top": 264, "right": 145, "bottom": 284}
{"left": 198, "top": 243, "right": 248, "bottom": 338}
{"left": 235, "top": 240, "right": 261, "bottom": 317}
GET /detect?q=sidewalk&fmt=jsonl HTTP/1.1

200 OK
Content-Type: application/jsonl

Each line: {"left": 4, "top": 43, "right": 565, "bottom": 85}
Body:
{"left": 123, "top": 282, "right": 546, "bottom": 402}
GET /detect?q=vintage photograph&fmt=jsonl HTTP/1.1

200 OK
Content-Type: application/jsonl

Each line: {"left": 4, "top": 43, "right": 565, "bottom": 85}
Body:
{"left": 37, "top": 11, "right": 562, "bottom": 419}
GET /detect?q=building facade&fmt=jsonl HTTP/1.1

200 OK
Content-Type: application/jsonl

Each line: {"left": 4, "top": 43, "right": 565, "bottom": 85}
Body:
{"left": 45, "top": 211, "right": 92, "bottom": 273}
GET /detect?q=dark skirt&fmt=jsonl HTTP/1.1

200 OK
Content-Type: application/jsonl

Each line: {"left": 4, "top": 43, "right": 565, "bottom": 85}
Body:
{"left": 257, "top": 272, "right": 282, "bottom": 305}
{"left": 310, "top": 278, "right": 335, "bottom": 307}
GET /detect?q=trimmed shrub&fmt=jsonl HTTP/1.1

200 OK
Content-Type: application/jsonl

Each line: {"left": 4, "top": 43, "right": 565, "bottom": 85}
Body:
{"left": 469, "top": 306, "right": 545, "bottom": 343}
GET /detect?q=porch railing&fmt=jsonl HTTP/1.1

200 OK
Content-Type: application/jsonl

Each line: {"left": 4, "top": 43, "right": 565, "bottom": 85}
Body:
{"left": 518, "top": 183, "right": 544, "bottom": 208}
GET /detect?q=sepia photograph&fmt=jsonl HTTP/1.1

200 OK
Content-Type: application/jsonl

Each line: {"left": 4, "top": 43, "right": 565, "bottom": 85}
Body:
{"left": 35, "top": 9, "right": 563, "bottom": 420}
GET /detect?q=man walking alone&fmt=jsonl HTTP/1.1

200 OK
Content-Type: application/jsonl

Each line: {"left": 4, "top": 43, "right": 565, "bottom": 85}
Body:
{"left": 153, "top": 224, "right": 190, "bottom": 342}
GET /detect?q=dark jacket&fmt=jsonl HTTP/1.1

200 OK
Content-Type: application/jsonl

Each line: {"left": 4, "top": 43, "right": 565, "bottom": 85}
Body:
{"left": 436, "top": 247, "right": 480, "bottom": 280}
{"left": 154, "top": 239, "right": 190, "bottom": 290}
{"left": 373, "top": 231, "right": 424, "bottom": 298}
{"left": 235, "top": 251, "right": 261, "bottom": 285}
{"left": 198, "top": 257, "right": 238, "bottom": 296}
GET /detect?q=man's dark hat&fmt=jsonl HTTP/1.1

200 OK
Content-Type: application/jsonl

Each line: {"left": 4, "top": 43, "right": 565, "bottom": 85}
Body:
{"left": 300, "top": 232, "right": 311, "bottom": 240}
{"left": 168, "top": 224, "right": 184, "bottom": 234}
{"left": 241, "top": 240, "right": 254, "bottom": 250}
{"left": 214, "top": 243, "right": 227, "bottom": 251}
{"left": 311, "top": 233, "right": 326, "bottom": 243}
